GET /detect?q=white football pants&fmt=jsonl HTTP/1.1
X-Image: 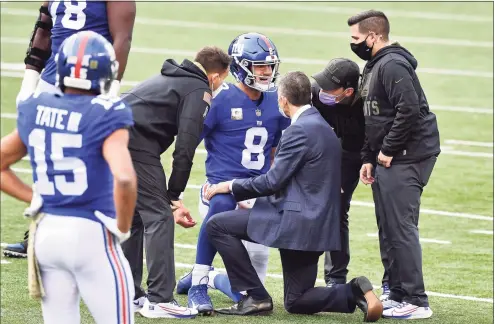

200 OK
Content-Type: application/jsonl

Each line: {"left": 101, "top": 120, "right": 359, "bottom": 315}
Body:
{"left": 198, "top": 183, "right": 270, "bottom": 283}
{"left": 35, "top": 214, "right": 134, "bottom": 324}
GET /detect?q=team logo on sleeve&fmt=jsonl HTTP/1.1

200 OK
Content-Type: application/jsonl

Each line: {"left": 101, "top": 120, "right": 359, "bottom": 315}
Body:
{"left": 231, "top": 108, "right": 243, "bottom": 120}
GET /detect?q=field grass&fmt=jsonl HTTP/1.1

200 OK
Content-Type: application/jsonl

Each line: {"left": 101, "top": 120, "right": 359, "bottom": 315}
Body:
{"left": 0, "top": 1, "right": 493, "bottom": 323}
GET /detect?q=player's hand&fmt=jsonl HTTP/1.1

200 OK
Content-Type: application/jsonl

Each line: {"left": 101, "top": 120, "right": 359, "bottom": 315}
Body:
{"left": 173, "top": 206, "right": 196, "bottom": 228}
{"left": 360, "top": 163, "right": 375, "bottom": 185}
{"left": 377, "top": 151, "right": 393, "bottom": 168}
{"left": 205, "top": 181, "right": 231, "bottom": 200}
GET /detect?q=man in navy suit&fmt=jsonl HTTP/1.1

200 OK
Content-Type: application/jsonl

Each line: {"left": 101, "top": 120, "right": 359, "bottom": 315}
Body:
{"left": 204, "top": 71, "right": 382, "bottom": 321}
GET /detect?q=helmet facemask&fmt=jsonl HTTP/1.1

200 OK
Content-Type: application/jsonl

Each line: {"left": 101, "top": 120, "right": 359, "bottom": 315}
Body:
{"left": 236, "top": 56, "right": 280, "bottom": 92}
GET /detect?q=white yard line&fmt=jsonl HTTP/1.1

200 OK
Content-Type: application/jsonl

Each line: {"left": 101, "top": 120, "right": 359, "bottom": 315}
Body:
{"left": 366, "top": 233, "right": 451, "bottom": 244}
{"left": 0, "top": 36, "right": 493, "bottom": 78}
{"left": 430, "top": 105, "right": 492, "bottom": 114}
{"left": 0, "top": 69, "right": 492, "bottom": 115}
{"left": 1, "top": 260, "right": 11, "bottom": 264}
{"left": 469, "top": 230, "right": 493, "bottom": 235}
{"left": 6, "top": 167, "right": 494, "bottom": 221}
{"left": 440, "top": 150, "right": 492, "bottom": 158}
{"left": 1, "top": 8, "right": 492, "bottom": 49}
{"left": 210, "top": 2, "right": 493, "bottom": 24}
{"left": 445, "top": 140, "right": 493, "bottom": 148}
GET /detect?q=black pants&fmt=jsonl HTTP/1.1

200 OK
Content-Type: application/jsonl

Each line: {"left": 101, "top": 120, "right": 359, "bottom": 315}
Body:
{"left": 121, "top": 160, "right": 176, "bottom": 303}
{"left": 206, "top": 209, "right": 357, "bottom": 314}
{"left": 324, "top": 149, "right": 361, "bottom": 284}
{"left": 372, "top": 156, "right": 437, "bottom": 307}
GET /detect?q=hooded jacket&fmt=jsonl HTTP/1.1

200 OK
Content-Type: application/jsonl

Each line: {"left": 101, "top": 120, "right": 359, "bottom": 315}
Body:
{"left": 359, "top": 44, "right": 440, "bottom": 164}
{"left": 123, "top": 59, "right": 212, "bottom": 201}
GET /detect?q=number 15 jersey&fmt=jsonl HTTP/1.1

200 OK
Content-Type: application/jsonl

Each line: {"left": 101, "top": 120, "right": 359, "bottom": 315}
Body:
{"left": 17, "top": 92, "right": 133, "bottom": 222}
{"left": 202, "top": 83, "right": 290, "bottom": 184}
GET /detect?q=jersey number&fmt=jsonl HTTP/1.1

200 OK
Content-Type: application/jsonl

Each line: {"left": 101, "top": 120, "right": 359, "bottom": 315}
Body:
{"left": 51, "top": 1, "right": 87, "bottom": 30}
{"left": 28, "top": 129, "right": 88, "bottom": 196}
{"left": 241, "top": 127, "right": 268, "bottom": 170}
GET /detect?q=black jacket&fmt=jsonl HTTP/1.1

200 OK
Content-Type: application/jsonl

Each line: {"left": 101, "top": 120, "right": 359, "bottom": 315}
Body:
{"left": 123, "top": 59, "right": 211, "bottom": 201}
{"left": 359, "top": 44, "right": 441, "bottom": 164}
{"left": 311, "top": 82, "right": 365, "bottom": 153}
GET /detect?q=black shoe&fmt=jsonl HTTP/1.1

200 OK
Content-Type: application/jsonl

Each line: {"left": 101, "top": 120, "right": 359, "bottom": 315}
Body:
{"left": 3, "top": 231, "right": 29, "bottom": 258}
{"left": 215, "top": 295, "right": 273, "bottom": 316}
{"left": 350, "top": 276, "right": 383, "bottom": 322}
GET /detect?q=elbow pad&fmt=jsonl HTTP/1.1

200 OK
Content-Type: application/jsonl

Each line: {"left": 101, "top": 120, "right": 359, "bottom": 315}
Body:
{"left": 24, "top": 5, "right": 53, "bottom": 71}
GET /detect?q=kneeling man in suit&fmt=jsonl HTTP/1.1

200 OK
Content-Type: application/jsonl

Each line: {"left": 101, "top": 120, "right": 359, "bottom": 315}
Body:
{"left": 204, "top": 71, "right": 382, "bottom": 322}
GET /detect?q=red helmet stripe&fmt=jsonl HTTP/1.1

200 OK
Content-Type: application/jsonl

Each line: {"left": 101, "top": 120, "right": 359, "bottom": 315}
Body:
{"left": 74, "top": 34, "right": 90, "bottom": 78}
{"left": 260, "top": 35, "right": 273, "bottom": 55}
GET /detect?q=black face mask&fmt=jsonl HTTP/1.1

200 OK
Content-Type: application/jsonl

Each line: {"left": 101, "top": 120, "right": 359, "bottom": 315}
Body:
{"left": 350, "top": 35, "right": 373, "bottom": 61}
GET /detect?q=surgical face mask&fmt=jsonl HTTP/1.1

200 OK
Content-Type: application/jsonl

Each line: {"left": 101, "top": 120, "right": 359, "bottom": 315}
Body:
{"left": 210, "top": 75, "right": 221, "bottom": 98}
{"left": 319, "top": 90, "right": 345, "bottom": 106}
{"left": 278, "top": 98, "right": 290, "bottom": 118}
{"left": 350, "top": 35, "right": 373, "bottom": 61}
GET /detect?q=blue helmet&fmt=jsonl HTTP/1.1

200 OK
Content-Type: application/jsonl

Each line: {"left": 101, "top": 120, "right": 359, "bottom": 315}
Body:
{"left": 55, "top": 31, "right": 118, "bottom": 94}
{"left": 228, "top": 32, "right": 281, "bottom": 92}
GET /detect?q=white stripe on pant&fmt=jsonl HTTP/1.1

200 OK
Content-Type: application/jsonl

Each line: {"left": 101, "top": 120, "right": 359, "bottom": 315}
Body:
{"left": 35, "top": 214, "right": 135, "bottom": 324}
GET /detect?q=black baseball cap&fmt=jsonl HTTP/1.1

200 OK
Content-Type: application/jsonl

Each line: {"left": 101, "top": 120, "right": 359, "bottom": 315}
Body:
{"left": 312, "top": 58, "right": 360, "bottom": 91}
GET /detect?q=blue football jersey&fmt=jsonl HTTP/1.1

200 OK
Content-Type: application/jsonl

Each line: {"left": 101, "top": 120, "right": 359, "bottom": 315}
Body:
{"left": 202, "top": 83, "right": 291, "bottom": 183}
{"left": 41, "top": 1, "right": 113, "bottom": 85}
{"left": 17, "top": 92, "right": 133, "bottom": 222}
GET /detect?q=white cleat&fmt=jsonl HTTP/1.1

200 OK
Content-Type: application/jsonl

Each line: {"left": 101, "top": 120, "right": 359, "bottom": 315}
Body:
{"left": 139, "top": 298, "right": 198, "bottom": 319}
{"left": 381, "top": 297, "right": 401, "bottom": 310}
{"left": 133, "top": 296, "right": 147, "bottom": 312}
{"left": 382, "top": 302, "right": 433, "bottom": 320}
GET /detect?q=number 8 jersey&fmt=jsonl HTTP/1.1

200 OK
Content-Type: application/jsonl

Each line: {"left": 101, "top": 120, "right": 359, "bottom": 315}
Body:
{"left": 17, "top": 92, "right": 133, "bottom": 222}
{"left": 42, "top": 1, "right": 113, "bottom": 86}
{"left": 202, "top": 83, "right": 290, "bottom": 184}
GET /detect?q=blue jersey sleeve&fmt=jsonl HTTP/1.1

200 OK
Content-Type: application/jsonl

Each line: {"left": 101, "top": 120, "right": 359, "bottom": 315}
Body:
{"left": 273, "top": 115, "right": 291, "bottom": 147}
{"left": 92, "top": 96, "right": 134, "bottom": 139}
{"left": 200, "top": 100, "right": 219, "bottom": 142}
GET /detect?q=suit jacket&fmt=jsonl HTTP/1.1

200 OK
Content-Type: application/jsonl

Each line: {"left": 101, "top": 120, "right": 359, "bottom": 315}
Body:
{"left": 232, "top": 107, "right": 342, "bottom": 252}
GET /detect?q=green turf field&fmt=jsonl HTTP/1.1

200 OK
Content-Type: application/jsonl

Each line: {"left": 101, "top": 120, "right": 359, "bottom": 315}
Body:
{"left": 0, "top": 1, "right": 493, "bottom": 323}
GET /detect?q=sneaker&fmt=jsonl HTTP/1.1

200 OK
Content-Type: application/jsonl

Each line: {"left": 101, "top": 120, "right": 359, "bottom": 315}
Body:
{"left": 382, "top": 297, "right": 401, "bottom": 310}
{"left": 3, "top": 231, "right": 29, "bottom": 258}
{"left": 188, "top": 284, "right": 214, "bottom": 315}
{"left": 139, "top": 299, "right": 197, "bottom": 319}
{"left": 177, "top": 270, "right": 193, "bottom": 295}
{"left": 382, "top": 302, "right": 433, "bottom": 319}
{"left": 176, "top": 266, "right": 214, "bottom": 295}
{"left": 211, "top": 271, "right": 243, "bottom": 303}
{"left": 133, "top": 296, "right": 147, "bottom": 312}
{"left": 380, "top": 283, "right": 390, "bottom": 301}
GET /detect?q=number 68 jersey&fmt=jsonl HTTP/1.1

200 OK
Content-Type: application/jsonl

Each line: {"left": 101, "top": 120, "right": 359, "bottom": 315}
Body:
{"left": 17, "top": 92, "right": 133, "bottom": 221}
{"left": 202, "top": 83, "right": 291, "bottom": 184}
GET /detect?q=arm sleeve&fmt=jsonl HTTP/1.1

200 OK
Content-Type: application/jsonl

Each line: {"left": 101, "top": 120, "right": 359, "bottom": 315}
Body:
{"left": 167, "top": 88, "right": 211, "bottom": 201}
{"left": 100, "top": 100, "right": 134, "bottom": 138}
{"left": 361, "top": 134, "right": 374, "bottom": 164}
{"left": 232, "top": 124, "right": 307, "bottom": 201}
{"left": 380, "top": 60, "right": 420, "bottom": 156}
